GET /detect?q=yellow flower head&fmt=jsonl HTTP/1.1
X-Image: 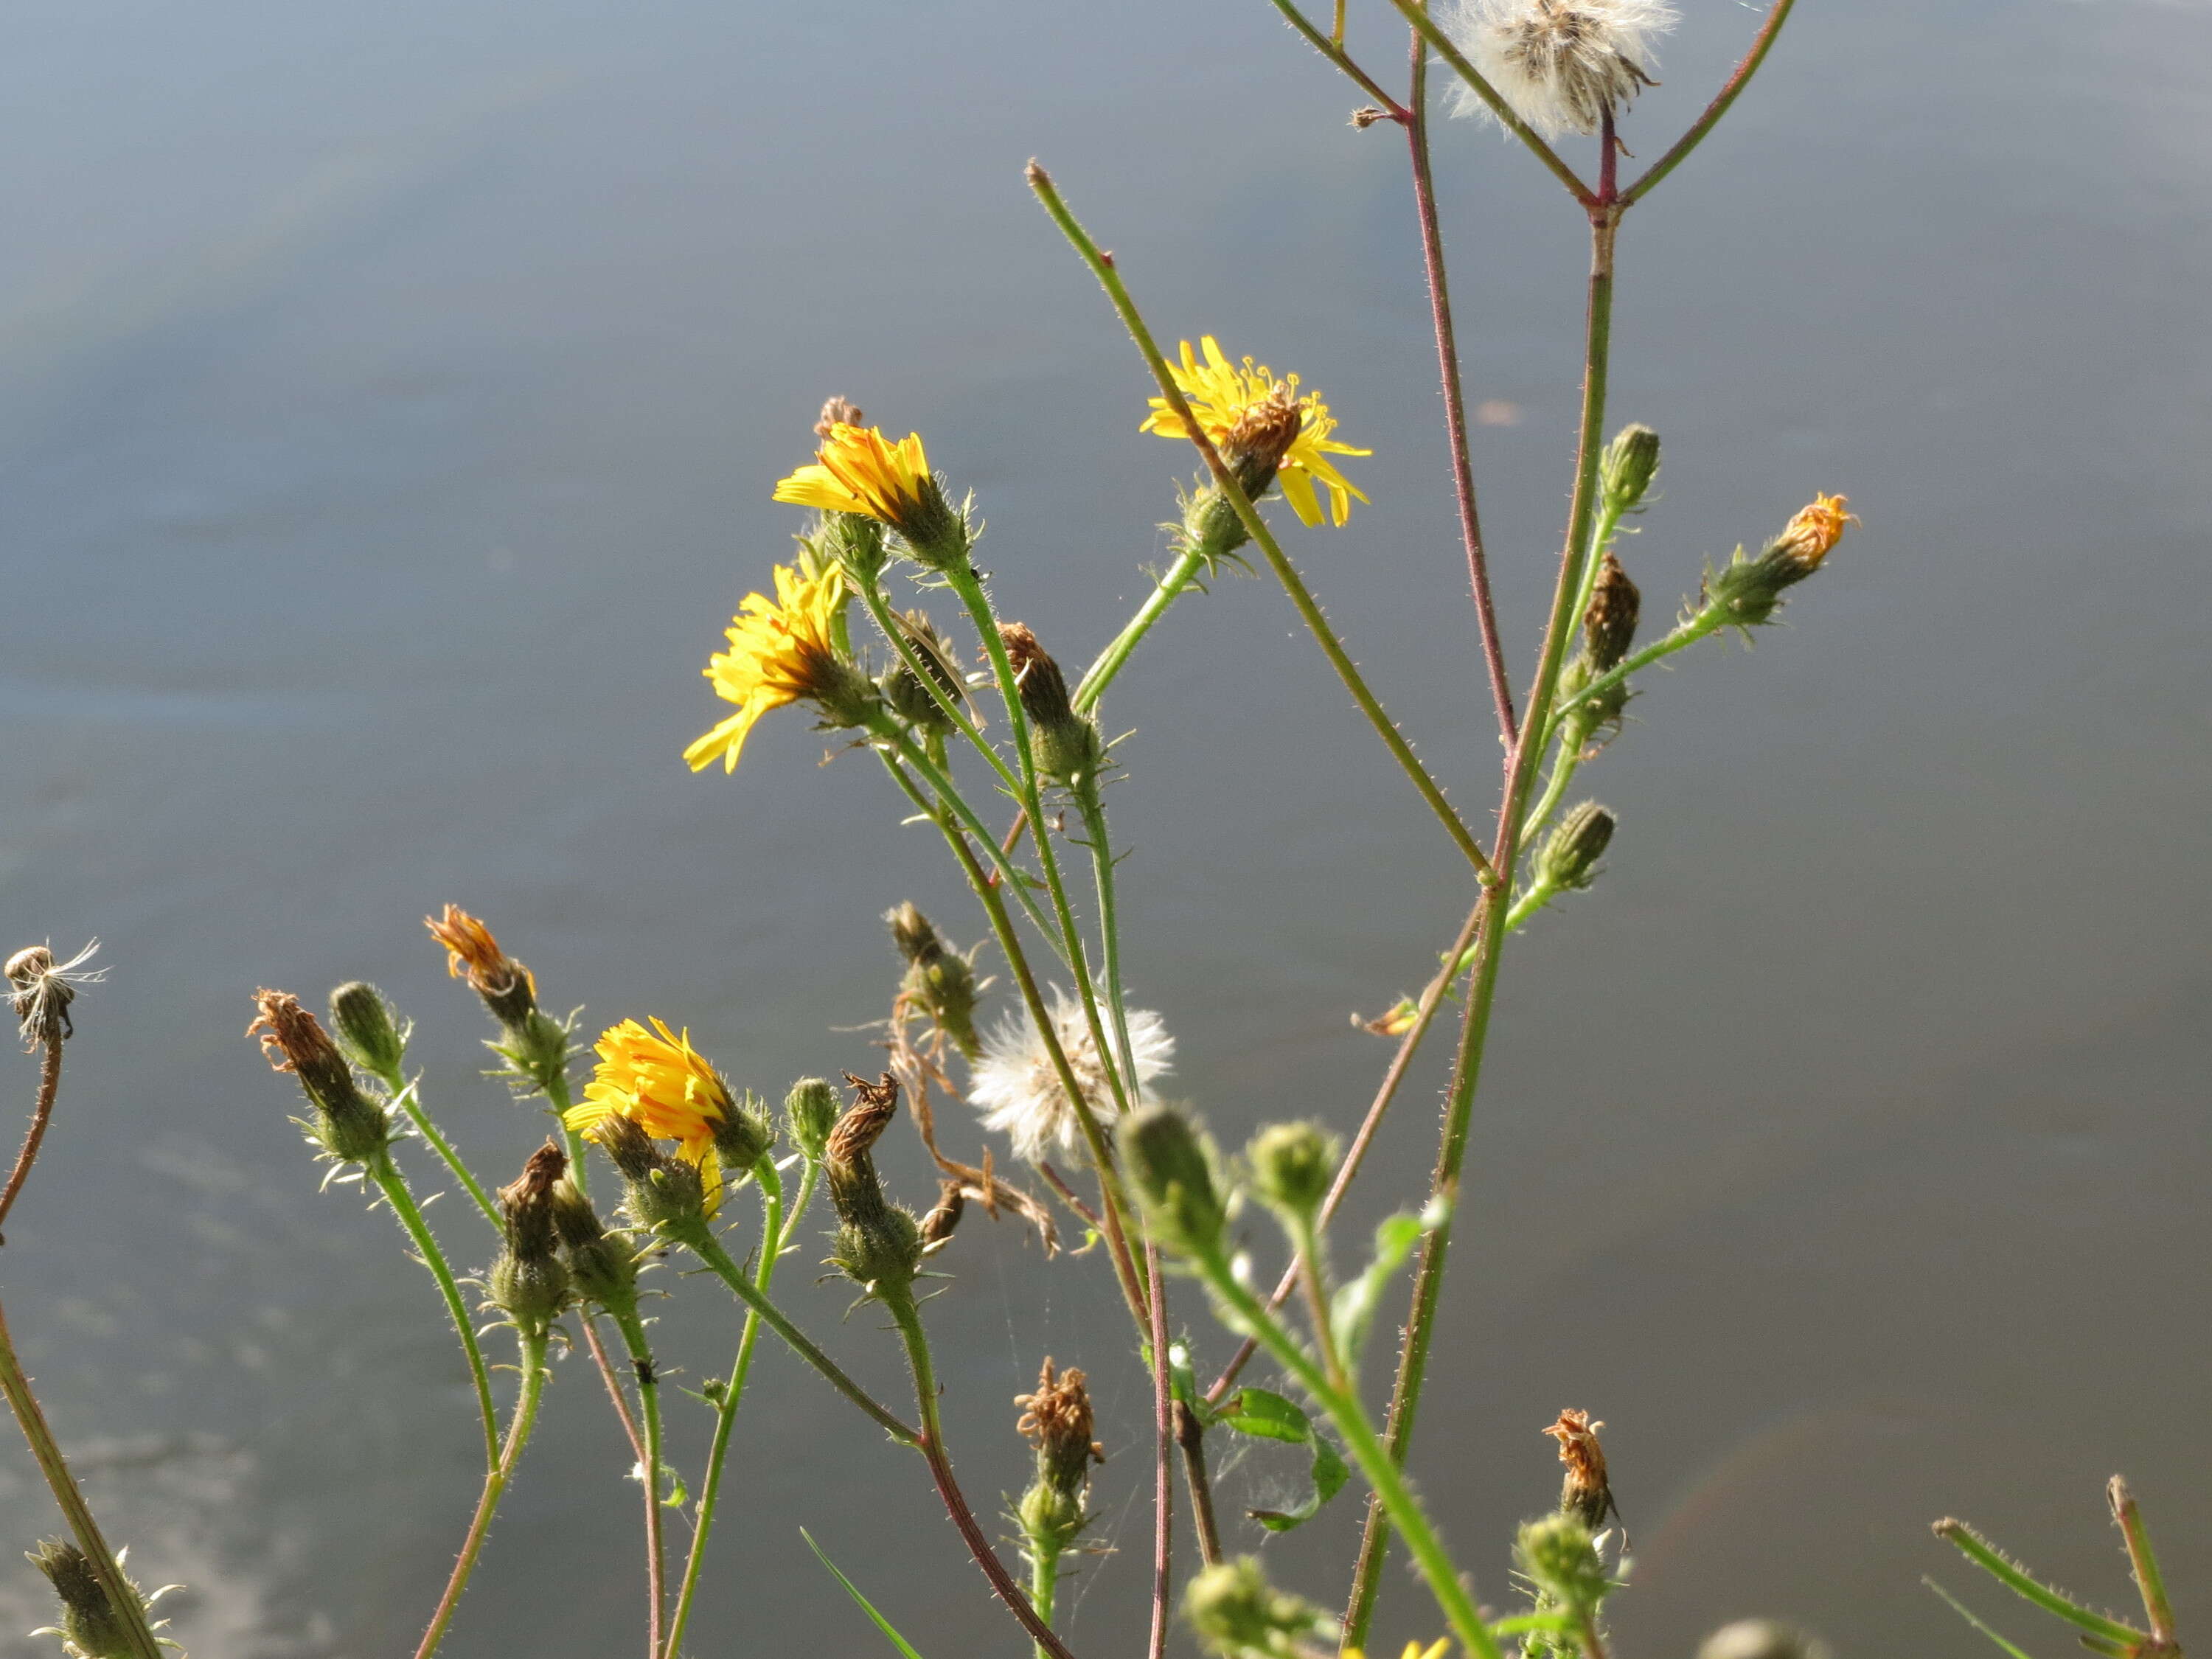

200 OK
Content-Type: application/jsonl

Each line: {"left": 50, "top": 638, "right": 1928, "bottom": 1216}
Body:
{"left": 1141, "top": 337, "right": 1372, "bottom": 527}
{"left": 566, "top": 1018, "right": 736, "bottom": 1203}
{"left": 1775, "top": 492, "right": 1857, "bottom": 571}
{"left": 683, "top": 562, "right": 852, "bottom": 774}
{"left": 1342, "top": 1643, "right": 1450, "bottom": 1659}
{"left": 773, "top": 423, "right": 967, "bottom": 565}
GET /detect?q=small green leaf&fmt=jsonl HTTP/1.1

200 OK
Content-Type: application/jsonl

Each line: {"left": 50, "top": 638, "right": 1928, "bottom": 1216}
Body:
{"left": 1924, "top": 1576, "right": 2047, "bottom": 1659}
{"left": 1330, "top": 1206, "right": 1441, "bottom": 1372}
{"left": 1217, "top": 1387, "right": 1349, "bottom": 1531}
{"left": 801, "top": 1528, "right": 929, "bottom": 1659}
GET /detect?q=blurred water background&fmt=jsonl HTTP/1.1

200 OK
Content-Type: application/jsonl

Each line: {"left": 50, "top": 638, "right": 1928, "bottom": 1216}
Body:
{"left": 0, "top": 0, "right": 2207, "bottom": 1654}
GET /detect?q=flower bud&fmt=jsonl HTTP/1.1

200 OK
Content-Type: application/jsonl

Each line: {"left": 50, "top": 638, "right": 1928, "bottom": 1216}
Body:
{"left": 1245, "top": 1121, "right": 1337, "bottom": 1225}
{"left": 1599, "top": 424, "right": 1660, "bottom": 517}
{"left": 878, "top": 611, "right": 968, "bottom": 735}
{"left": 1516, "top": 1512, "right": 1607, "bottom": 1618}
{"left": 1536, "top": 802, "right": 1615, "bottom": 894}
{"left": 489, "top": 1141, "right": 572, "bottom": 1337}
{"left": 328, "top": 982, "right": 408, "bottom": 1079}
{"left": 709, "top": 1088, "right": 776, "bottom": 1174}
{"left": 249, "top": 989, "right": 392, "bottom": 1164}
{"left": 26, "top": 1540, "right": 141, "bottom": 1659}
{"left": 1182, "top": 1557, "right": 1331, "bottom": 1659}
{"left": 815, "top": 508, "right": 890, "bottom": 588}
{"left": 550, "top": 1173, "right": 641, "bottom": 1316}
{"left": 1580, "top": 551, "right": 1641, "bottom": 673}
{"left": 824, "top": 1073, "right": 923, "bottom": 1294}
{"left": 785, "top": 1077, "right": 841, "bottom": 1162}
{"left": 1702, "top": 493, "right": 1856, "bottom": 627}
{"left": 597, "top": 1115, "right": 710, "bottom": 1234}
{"left": 886, "top": 902, "right": 983, "bottom": 1060}
{"left": 998, "top": 623, "right": 1106, "bottom": 785}
{"left": 1121, "top": 1103, "right": 1225, "bottom": 1258}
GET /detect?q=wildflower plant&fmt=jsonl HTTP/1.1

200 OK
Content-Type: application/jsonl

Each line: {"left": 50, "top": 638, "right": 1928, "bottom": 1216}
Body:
{"left": 0, "top": 4, "right": 1986, "bottom": 1659}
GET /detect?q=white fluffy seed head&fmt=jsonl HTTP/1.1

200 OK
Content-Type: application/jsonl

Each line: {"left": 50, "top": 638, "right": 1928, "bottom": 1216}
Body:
{"left": 1442, "top": 0, "right": 1677, "bottom": 139}
{"left": 968, "top": 989, "right": 1175, "bottom": 1164}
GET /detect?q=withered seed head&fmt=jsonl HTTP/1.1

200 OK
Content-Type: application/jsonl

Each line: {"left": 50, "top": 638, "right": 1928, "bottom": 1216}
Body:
{"left": 998, "top": 623, "right": 1103, "bottom": 784}
{"left": 825, "top": 1073, "right": 922, "bottom": 1293}
{"left": 249, "top": 987, "right": 392, "bottom": 1163}
{"left": 1543, "top": 1407, "right": 1615, "bottom": 1530}
{"left": 815, "top": 396, "right": 865, "bottom": 440}
{"left": 8, "top": 942, "right": 102, "bottom": 1049}
{"left": 498, "top": 1140, "right": 568, "bottom": 1260}
{"left": 1017, "top": 1357, "right": 1105, "bottom": 1493}
{"left": 1220, "top": 385, "right": 1305, "bottom": 498}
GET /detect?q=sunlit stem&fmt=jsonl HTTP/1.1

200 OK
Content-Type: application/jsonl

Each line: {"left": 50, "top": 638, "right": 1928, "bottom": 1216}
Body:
{"left": 367, "top": 1152, "right": 500, "bottom": 1471}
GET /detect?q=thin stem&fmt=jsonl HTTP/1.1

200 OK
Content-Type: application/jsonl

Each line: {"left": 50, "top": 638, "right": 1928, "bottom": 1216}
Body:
{"left": 369, "top": 1152, "right": 500, "bottom": 1471}
{"left": 1073, "top": 785, "right": 1141, "bottom": 1115}
{"left": 885, "top": 1288, "right": 1081, "bottom": 1659}
{"left": 614, "top": 1312, "right": 667, "bottom": 1659}
{"left": 545, "top": 1069, "right": 591, "bottom": 1205}
{"left": 1619, "top": 0, "right": 1798, "bottom": 208}
{"left": 1346, "top": 206, "right": 1621, "bottom": 1647}
{"left": 1549, "top": 608, "right": 1725, "bottom": 729}
{"left": 2111, "top": 1479, "right": 2180, "bottom": 1649}
{"left": 1292, "top": 1216, "right": 1351, "bottom": 1397}
{"left": 1262, "top": 0, "right": 1410, "bottom": 119}
{"left": 1029, "top": 1543, "right": 1064, "bottom": 1659}
{"left": 1147, "top": 1245, "right": 1173, "bottom": 1659}
{"left": 583, "top": 1315, "right": 647, "bottom": 1465}
{"left": 412, "top": 1332, "right": 551, "bottom": 1659}
{"left": 0, "top": 1034, "right": 65, "bottom": 1242}
{"left": 1027, "top": 164, "right": 1500, "bottom": 890}
{"left": 1377, "top": 0, "right": 1594, "bottom": 204}
{"left": 1576, "top": 1610, "right": 1613, "bottom": 1659}
{"left": 1074, "top": 544, "right": 1208, "bottom": 713}
{"left": 681, "top": 1225, "right": 919, "bottom": 1444}
{"left": 1930, "top": 1520, "right": 2147, "bottom": 1646}
{"left": 1174, "top": 1400, "right": 1225, "bottom": 1565}
{"left": 0, "top": 1296, "right": 165, "bottom": 1659}
{"left": 664, "top": 1160, "right": 809, "bottom": 1659}
{"left": 375, "top": 1069, "right": 501, "bottom": 1231}
{"left": 856, "top": 578, "right": 1021, "bottom": 793}
{"left": 1195, "top": 1248, "right": 1503, "bottom": 1659}
{"left": 1208, "top": 892, "right": 1486, "bottom": 1403}
{"left": 1404, "top": 10, "right": 1517, "bottom": 748}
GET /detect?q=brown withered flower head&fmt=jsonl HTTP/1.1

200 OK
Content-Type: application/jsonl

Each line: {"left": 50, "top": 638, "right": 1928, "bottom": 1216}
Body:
{"left": 425, "top": 904, "right": 538, "bottom": 1029}
{"left": 996, "top": 622, "right": 1103, "bottom": 784}
{"left": 1220, "top": 383, "right": 1307, "bottom": 498}
{"left": 1543, "top": 1407, "right": 1617, "bottom": 1530}
{"left": 249, "top": 987, "right": 391, "bottom": 1162}
{"left": 824, "top": 1072, "right": 923, "bottom": 1293}
{"left": 815, "top": 396, "right": 865, "bottom": 440}
{"left": 919, "top": 1177, "right": 966, "bottom": 1251}
{"left": 498, "top": 1139, "right": 568, "bottom": 1259}
{"left": 7, "top": 942, "right": 103, "bottom": 1050}
{"left": 1016, "top": 1357, "right": 1105, "bottom": 1495}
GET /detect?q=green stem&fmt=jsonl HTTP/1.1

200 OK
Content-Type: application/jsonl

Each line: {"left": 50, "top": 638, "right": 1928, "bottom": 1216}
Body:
{"left": 0, "top": 1296, "right": 165, "bottom": 1659}
{"left": 1259, "top": 0, "right": 1410, "bottom": 118}
{"left": 2110, "top": 1480, "right": 2179, "bottom": 1648}
{"left": 545, "top": 1068, "right": 591, "bottom": 1205}
{"left": 613, "top": 1311, "right": 667, "bottom": 1659}
{"left": 1377, "top": 0, "right": 1594, "bottom": 204}
{"left": 1290, "top": 1215, "right": 1351, "bottom": 1397}
{"left": 375, "top": 1068, "right": 500, "bottom": 1231}
{"left": 1028, "top": 1543, "right": 1063, "bottom": 1659}
{"left": 1344, "top": 206, "right": 1621, "bottom": 1647}
{"left": 369, "top": 1152, "right": 500, "bottom": 1471}
{"left": 855, "top": 578, "right": 1021, "bottom": 792}
{"left": 663, "top": 1158, "right": 809, "bottom": 1659}
{"left": 1073, "top": 544, "right": 1208, "bottom": 714}
{"left": 681, "top": 1225, "right": 919, "bottom": 1445}
{"left": 1026, "top": 164, "right": 1500, "bottom": 891}
{"left": 884, "top": 1288, "right": 1079, "bottom": 1659}
{"left": 1618, "top": 0, "right": 1798, "bottom": 208}
{"left": 1548, "top": 608, "right": 1726, "bottom": 731}
{"left": 1194, "top": 1247, "right": 1502, "bottom": 1659}
{"left": 1073, "top": 785, "right": 1141, "bottom": 1116}
{"left": 412, "top": 1332, "right": 551, "bottom": 1659}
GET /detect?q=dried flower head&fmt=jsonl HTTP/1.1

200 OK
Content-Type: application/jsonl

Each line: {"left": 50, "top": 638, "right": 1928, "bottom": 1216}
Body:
{"left": 6, "top": 941, "right": 103, "bottom": 1049}
{"left": 999, "top": 622, "right": 1105, "bottom": 783}
{"left": 1543, "top": 1407, "right": 1616, "bottom": 1529}
{"left": 423, "top": 903, "right": 540, "bottom": 1034}
{"left": 1016, "top": 1357, "right": 1105, "bottom": 1492}
{"left": 814, "top": 395, "right": 865, "bottom": 439}
{"left": 1142, "top": 338, "right": 1371, "bottom": 527}
{"left": 775, "top": 423, "right": 967, "bottom": 568}
{"left": 969, "top": 987, "right": 1174, "bottom": 1163}
{"left": 1582, "top": 551, "right": 1641, "bottom": 672}
{"left": 824, "top": 1072, "right": 923, "bottom": 1292}
{"left": 1443, "top": 0, "right": 1677, "bottom": 139}
{"left": 684, "top": 562, "right": 869, "bottom": 775}
{"left": 248, "top": 987, "right": 392, "bottom": 1163}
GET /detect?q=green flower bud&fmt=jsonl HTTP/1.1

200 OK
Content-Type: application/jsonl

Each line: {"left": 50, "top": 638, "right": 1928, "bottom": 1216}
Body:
{"left": 328, "top": 982, "right": 408, "bottom": 1078}
{"left": 1121, "top": 1104, "right": 1225, "bottom": 1258}
{"left": 1537, "top": 801, "right": 1615, "bottom": 894}
{"left": 1179, "top": 482, "right": 1252, "bottom": 568}
{"left": 785, "top": 1077, "right": 841, "bottom": 1163}
{"left": 815, "top": 504, "right": 889, "bottom": 588}
{"left": 709, "top": 1088, "right": 775, "bottom": 1173}
{"left": 249, "top": 988, "right": 393, "bottom": 1164}
{"left": 26, "top": 1539, "right": 140, "bottom": 1659}
{"left": 824, "top": 1074, "right": 923, "bottom": 1295}
{"left": 597, "top": 1116, "right": 710, "bottom": 1235}
{"left": 1599, "top": 423, "right": 1660, "bottom": 515}
{"left": 549, "top": 1175, "right": 641, "bottom": 1318}
{"left": 886, "top": 902, "right": 982, "bottom": 1060}
{"left": 999, "top": 623, "right": 1106, "bottom": 785}
{"left": 1245, "top": 1120, "right": 1337, "bottom": 1225}
{"left": 1516, "top": 1512, "right": 1608, "bottom": 1618}
{"left": 1182, "top": 1557, "right": 1331, "bottom": 1659}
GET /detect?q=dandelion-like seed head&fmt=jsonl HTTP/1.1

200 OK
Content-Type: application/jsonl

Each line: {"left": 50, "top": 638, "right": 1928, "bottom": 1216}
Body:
{"left": 968, "top": 988, "right": 1174, "bottom": 1163}
{"left": 1142, "top": 338, "right": 1371, "bottom": 527}
{"left": 683, "top": 562, "right": 866, "bottom": 775}
{"left": 1443, "top": 0, "right": 1677, "bottom": 139}
{"left": 6, "top": 941, "right": 103, "bottom": 1049}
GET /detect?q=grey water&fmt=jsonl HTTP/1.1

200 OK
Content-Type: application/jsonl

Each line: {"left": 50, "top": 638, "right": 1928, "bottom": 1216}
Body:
{"left": 1, "top": 0, "right": 2206, "bottom": 1654}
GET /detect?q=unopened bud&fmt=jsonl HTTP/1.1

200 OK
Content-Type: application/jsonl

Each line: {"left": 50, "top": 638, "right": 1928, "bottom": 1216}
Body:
{"left": 549, "top": 1174, "right": 639, "bottom": 1313}
{"left": 1517, "top": 1512, "right": 1607, "bottom": 1616}
{"left": 710, "top": 1089, "right": 775, "bottom": 1173}
{"left": 1703, "top": 493, "right": 1856, "bottom": 627}
{"left": 1599, "top": 423, "right": 1660, "bottom": 515}
{"left": 1537, "top": 802, "right": 1615, "bottom": 894}
{"left": 1246, "top": 1121, "right": 1337, "bottom": 1225}
{"left": 26, "top": 1540, "right": 140, "bottom": 1659}
{"left": 817, "top": 508, "right": 890, "bottom": 588}
{"left": 824, "top": 1073, "right": 922, "bottom": 1293}
{"left": 886, "top": 902, "right": 982, "bottom": 1060}
{"left": 329, "top": 982, "right": 407, "bottom": 1078}
{"left": 1581, "top": 551, "right": 1641, "bottom": 672}
{"left": 999, "top": 623, "right": 1105, "bottom": 784}
{"left": 879, "top": 611, "right": 966, "bottom": 731}
{"left": 1121, "top": 1103, "right": 1225, "bottom": 1257}
{"left": 595, "top": 1116, "right": 709, "bottom": 1234}
{"left": 249, "top": 989, "right": 392, "bottom": 1164}
{"left": 785, "top": 1077, "right": 841, "bottom": 1163}
{"left": 1182, "top": 1557, "right": 1332, "bottom": 1659}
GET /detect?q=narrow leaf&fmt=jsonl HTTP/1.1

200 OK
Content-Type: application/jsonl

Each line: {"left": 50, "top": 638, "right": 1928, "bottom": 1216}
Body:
{"left": 1933, "top": 1521, "right": 2146, "bottom": 1645}
{"left": 1330, "top": 1206, "right": 1439, "bottom": 1371}
{"left": 801, "top": 1527, "right": 929, "bottom": 1659}
{"left": 1924, "top": 1576, "right": 2048, "bottom": 1659}
{"left": 1218, "top": 1387, "right": 1349, "bottom": 1531}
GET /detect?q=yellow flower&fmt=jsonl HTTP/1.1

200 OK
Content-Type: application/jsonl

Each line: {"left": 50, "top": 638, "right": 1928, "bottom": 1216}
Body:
{"left": 566, "top": 1018, "right": 736, "bottom": 1205}
{"left": 682, "top": 563, "right": 851, "bottom": 774}
{"left": 1342, "top": 1643, "right": 1449, "bottom": 1659}
{"left": 1141, "top": 337, "right": 1372, "bottom": 527}
{"left": 773, "top": 422, "right": 967, "bottom": 567}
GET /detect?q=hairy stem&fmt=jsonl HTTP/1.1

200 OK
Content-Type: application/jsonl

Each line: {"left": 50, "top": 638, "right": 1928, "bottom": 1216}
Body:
{"left": 1175, "top": 1399, "right": 1225, "bottom": 1565}
{"left": 1147, "top": 1245, "right": 1174, "bottom": 1659}
{"left": 369, "top": 1152, "right": 501, "bottom": 1471}
{"left": 1619, "top": 0, "right": 1798, "bottom": 208}
{"left": 374, "top": 1069, "right": 500, "bottom": 1232}
{"left": 0, "top": 1034, "right": 65, "bottom": 1242}
{"left": 613, "top": 1312, "right": 667, "bottom": 1659}
{"left": 1074, "top": 544, "right": 1208, "bottom": 714}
